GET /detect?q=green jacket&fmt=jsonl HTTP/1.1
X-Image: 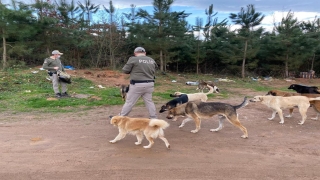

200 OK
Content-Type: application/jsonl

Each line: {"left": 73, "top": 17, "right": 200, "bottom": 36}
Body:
{"left": 122, "top": 55, "right": 156, "bottom": 81}
{"left": 42, "top": 57, "right": 64, "bottom": 73}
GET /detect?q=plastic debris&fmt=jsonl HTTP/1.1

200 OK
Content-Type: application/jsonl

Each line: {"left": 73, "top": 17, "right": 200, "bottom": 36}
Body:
{"left": 64, "top": 65, "right": 75, "bottom": 70}
{"left": 263, "top": 76, "right": 273, "bottom": 81}
{"left": 186, "top": 81, "right": 199, "bottom": 85}
{"left": 98, "top": 85, "right": 106, "bottom": 88}
{"left": 217, "top": 78, "right": 235, "bottom": 82}
{"left": 171, "top": 80, "right": 177, "bottom": 83}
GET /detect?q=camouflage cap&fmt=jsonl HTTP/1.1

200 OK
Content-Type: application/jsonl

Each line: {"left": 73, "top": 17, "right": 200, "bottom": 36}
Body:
{"left": 134, "top": 47, "right": 145, "bottom": 53}
{"left": 52, "top": 50, "right": 63, "bottom": 55}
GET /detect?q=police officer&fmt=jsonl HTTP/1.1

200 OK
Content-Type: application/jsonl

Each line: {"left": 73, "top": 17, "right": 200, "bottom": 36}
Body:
{"left": 119, "top": 47, "right": 157, "bottom": 119}
{"left": 42, "top": 50, "right": 69, "bottom": 98}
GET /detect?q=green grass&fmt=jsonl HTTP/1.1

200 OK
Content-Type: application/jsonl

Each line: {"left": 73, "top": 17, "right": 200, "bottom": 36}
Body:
{"left": 0, "top": 69, "right": 124, "bottom": 112}
{"left": 0, "top": 67, "right": 287, "bottom": 113}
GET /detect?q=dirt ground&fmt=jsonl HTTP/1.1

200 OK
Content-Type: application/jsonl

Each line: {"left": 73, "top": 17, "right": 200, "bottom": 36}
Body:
{"left": 1, "top": 70, "right": 320, "bottom": 180}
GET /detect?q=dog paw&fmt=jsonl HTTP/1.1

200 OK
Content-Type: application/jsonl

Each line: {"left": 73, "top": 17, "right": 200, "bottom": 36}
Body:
{"left": 178, "top": 125, "right": 184, "bottom": 128}
{"left": 311, "top": 117, "right": 318, "bottom": 120}
{"left": 279, "top": 121, "right": 284, "bottom": 124}
{"left": 143, "top": 145, "right": 151, "bottom": 149}
{"left": 241, "top": 135, "right": 248, "bottom": 139}
{"left": 191, "top": 129, "right": 199, "bottom": 133}
{"left": 135, "top": 142, "right": 141, "bottom": 145}
{"left": 210, "top": 128, "right": 219, "bottom": 132}
{"left": 285, "top": 115, "right": 292, "bottom": 118}
{"left": 109, "top": 140, "right": 116, "bottom": 143}
{"left": 268, "top": 118, "right": 274, "bottom": 120}
{"left": 298, "top": 122, "right": 304, "bottom": 125}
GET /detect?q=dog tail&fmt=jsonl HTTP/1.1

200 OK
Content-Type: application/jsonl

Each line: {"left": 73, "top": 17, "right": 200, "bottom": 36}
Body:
{"left": 149, "top": 119, "right": 170, "bottom": 129}
{"left": 205, "top": 85, "right": 214, "bottom": 95}
{"left": 170, "top": 92, "right": 184, "bottom": 97}
{"left": 233, "top": 97, "right": 249, "bottom": 109}
{"left": 204, "top": 84, "right": 219, "bottom": 94}
{"left": 308, "top": 97, "right": 320, "bottom": 101}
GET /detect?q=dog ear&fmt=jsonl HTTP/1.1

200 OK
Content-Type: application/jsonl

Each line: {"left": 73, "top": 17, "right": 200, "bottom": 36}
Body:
{"left": 159, "top": 105, "right": 168, "bottom": 113}
{"left": 112, "top": 117, "right": 121, "bottom": 124}
{"left": 109, "top": 115, "right": 113, "bottom": 119}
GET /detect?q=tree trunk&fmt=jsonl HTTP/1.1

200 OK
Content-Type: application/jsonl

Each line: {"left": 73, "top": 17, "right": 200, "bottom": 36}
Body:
{"left": 197, "top": 41, "right": 199, "bottom": 74}
{"left": 241, "top": 40, "right": 248, "bottom": 78}
{"left": 164, "top": 53, "right": 166, "bottom": 72}
{"left": 2, "top": 29, "right": 7, "bottom": 70}
{"left": 160, "top": 50, "right": 163, "bottom": 72}
{"left": 285, "top": 53, "right": 289, "bottom": 77}
{"left": 176, "top": 60, "right": 178, "bottom": 73}
{"left": 311, "top": 53, "right": 315, "bottom": 70}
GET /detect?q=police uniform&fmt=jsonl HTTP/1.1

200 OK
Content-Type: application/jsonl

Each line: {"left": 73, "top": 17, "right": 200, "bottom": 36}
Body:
{"left": 119, "top": 47, "right": 157, "bottom": 119}
{"left": 42, "top": 50, "right": 68, "bottom": 97}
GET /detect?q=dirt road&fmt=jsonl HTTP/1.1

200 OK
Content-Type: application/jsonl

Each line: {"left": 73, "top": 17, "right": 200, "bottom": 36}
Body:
{"left": 1, "top": 97, "right": 320, "bottom": 180}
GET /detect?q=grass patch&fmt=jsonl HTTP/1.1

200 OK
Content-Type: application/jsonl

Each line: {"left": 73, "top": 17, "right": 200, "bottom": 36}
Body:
{"left": 0, "top": 67, "right": 290, "bottom": 113}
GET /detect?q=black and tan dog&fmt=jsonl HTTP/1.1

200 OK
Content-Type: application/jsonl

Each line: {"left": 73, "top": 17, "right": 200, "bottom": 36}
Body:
{"left": 288, "top": 84, "right": 320, "bottom": 94}
{"left": 120, "top": 84, "right": 129, "bottom": 101}
{"left": 267, "top": 89, "right": 320, "bottom": 120}
{"left": 166, "top": 97, "right": 249, "bottom": 138}
{"left": 159, "top": 94, "right": 188, "bottom": 113}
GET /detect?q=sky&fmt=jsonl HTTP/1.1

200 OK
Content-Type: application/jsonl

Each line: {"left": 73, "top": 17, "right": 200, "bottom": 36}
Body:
{"left": 101, "top": 0, "right": 320, "bottom": 32}
{"left": 3, "top": 0, "right": 320, "bottom": 32}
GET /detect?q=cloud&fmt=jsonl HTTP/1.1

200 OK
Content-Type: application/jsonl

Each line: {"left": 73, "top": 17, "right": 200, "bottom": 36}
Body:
{"left": 92, "top": 0, "right": 320, "bottom": 13}
{"left": 3, "top": 0, "right": 319, "bottom": 32}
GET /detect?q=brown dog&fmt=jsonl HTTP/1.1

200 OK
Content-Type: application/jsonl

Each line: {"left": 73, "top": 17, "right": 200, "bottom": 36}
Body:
{"left": 266, "top": 90, "right": 300, "bottom": 97}
{"left": 267, "top": 90, "right": 320, "bottom": 120}
{"left": 166, "top": 97, "right": 249, "bottom": 138}
{"left": 109, "top": 116, "right": 170, "bottom": 149}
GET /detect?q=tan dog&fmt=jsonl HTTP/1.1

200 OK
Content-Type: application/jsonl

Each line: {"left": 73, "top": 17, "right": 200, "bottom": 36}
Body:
{"left": 170, "top": 85, "right": 217, "bottom": 102}
{"left": 166, "top": 97, "right": 249, "bottom": 138}
{"left": 250, "top": 96, "right": 320, "bottom": 125}
{"left": 267, "top": 90, "right": 320, "bottom": 120}
{"left": 109, "top": 116, "right": 170, "bottom": 149}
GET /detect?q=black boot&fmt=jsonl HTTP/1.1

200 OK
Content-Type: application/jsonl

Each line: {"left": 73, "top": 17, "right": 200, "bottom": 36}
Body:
{"left": 55, "top": 93, "right": 62, "bottom": 98}
{"left": 61, "top": 92, "right": 70, "bottom": 97}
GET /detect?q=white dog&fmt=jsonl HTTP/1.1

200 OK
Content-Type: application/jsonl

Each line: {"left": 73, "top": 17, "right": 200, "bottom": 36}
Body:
{"left": 170, "top": 85, "right": 218, "bottom": 102}
{"left": 250, "top": 95, "right": 320, "bottom": 125}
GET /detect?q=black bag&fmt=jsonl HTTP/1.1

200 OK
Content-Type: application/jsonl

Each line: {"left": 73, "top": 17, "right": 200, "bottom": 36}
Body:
{"left": 57, "top": 70, "right": 71, "bottom": 84}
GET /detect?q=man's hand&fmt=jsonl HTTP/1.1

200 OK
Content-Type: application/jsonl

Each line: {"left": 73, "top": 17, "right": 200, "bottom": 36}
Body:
{"left": 53, "top": 67, "right": 59, "bottom": 70}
